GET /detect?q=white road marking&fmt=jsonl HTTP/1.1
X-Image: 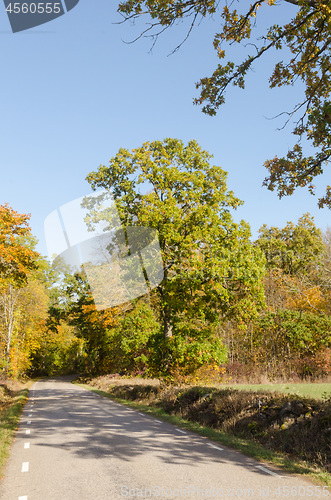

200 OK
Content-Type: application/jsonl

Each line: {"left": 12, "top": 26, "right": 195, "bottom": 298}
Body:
{"left": 28, "top": 414, "right": 32, "bottom": 417}
{"left": 207, "top": 443, "right": 224, "bottom": 451}
{"left": 24, "top": 443, "right": 30, "bottom": 449}
{"left": 176, "top": 429, "right": 187, "bottom": 434}
{"left": 27, "top": 421, "right": 31, "bottom": 425}
{"left": 18, "top": 496, "right": 27, "bottom": 500}
{"left": 138, "top": 413, "right": 144, "bottom": 416}
{"left": 21, "top": 462, "right": 29, "bottom": 472}
{"left": 25, "top": 430, "right": 30, "bottom": 435}
{"left": 256, "top": 465, "right": 282, "bottom": 478}
{"left": 154, "top": 420, "right": 162, "bottom": 423}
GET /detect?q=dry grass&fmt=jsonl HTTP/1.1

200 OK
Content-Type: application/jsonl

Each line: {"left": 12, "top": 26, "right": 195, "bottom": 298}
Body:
{"left": 82, "top": 376, "right": 331, "bottom": 474}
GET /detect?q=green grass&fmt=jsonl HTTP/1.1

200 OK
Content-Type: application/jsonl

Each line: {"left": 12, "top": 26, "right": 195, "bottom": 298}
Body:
{"left": 216, "top": 383, "right": 331, "bottom": 400}
{"left": 77, "top": 383, "right": 331, "bottom": 488}
{"left": 0, "top": 387, "right": 29, "bottom": 478}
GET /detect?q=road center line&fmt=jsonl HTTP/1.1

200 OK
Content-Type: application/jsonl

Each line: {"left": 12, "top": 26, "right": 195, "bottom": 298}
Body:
{"left": 154, "top": 420, "right": 162, "bottom": 423}
{"left": 256, "top": 465, "right": 282, "bottom": 478}
{"left": 25, "top": 430, "right": 30, "bottom": 435}
{"left": 24, "top": 443, "right": 30, "bottom": 449}
{"left": 27, "top": 421, "right": 31, "bottom": 425}
{"left": 18, "top": 496, "right": 28, "bottom": 500}
{"left": 21, "top": 462, "right": 29, "bottom": 472}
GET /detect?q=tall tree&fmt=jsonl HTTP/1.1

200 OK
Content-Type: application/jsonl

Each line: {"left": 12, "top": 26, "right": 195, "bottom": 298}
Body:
{"left": 47, "top": 269, "right": 119, "bottom": 374}
{"left": 117, "top": 0, "right": 331, "bottom": 207}
{"left": 255, "top": 213, "right": 326, "bottom": 313}
{"left": 256, "top": 213, "right": 324, "bottom": 276}
{"left": 86, "top": 138, "right": 265, "bottom": 372}
{"left": 0, "top": 205, "right": 39, "bottom": 371}
{"left": 4, "top": 270, "right": 49, "bottom": 378}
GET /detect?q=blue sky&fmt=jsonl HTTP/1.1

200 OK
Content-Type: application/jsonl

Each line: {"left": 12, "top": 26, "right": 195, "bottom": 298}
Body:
{"left": 0, "top": 0, "right": 330, "bottom": 259}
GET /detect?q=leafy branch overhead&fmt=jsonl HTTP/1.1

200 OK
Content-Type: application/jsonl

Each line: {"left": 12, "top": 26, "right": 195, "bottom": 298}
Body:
{"left": 117, "top": 0, "right": 331, "bottom": 208}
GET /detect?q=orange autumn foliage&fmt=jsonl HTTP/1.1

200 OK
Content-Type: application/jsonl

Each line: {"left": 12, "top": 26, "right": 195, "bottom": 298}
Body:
{"left": 0, "top": 204, "right": 38, "bottom": 286}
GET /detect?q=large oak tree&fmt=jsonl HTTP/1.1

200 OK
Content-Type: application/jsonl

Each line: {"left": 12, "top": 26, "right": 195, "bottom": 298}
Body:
{"left": 85, "top": 139, "right": 265, "bottom": 376}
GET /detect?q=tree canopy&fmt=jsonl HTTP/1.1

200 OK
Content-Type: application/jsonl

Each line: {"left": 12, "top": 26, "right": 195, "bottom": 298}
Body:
{"left": 86, "top": 138, "right": 265, "bottom": 346}
{"left": 0, "top": 204, "right": 38, "bottom": 286}
{"left": 117, "top": 0, "right": 331, "bottom": 208}
{"left": 0, "top": 199, "right": 329, "bottom": 380}
{"left": 0, "top": 206, "right": 42, "bottom": 374}
{"left": 256, "top": 212, "right": 324, "bottom": 276}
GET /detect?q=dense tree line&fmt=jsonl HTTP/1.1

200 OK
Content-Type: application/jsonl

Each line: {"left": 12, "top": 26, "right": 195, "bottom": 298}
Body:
{"left": 1, "top": 140, "right": 330, "bottom": 380}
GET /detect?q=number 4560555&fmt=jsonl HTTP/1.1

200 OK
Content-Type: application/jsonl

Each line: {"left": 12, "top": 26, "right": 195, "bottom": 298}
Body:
{"left": 275, "top": 486, "right": 329, "bottom": 496}
{"left": 6, "top": 3, "right": 62, "bottom": 14}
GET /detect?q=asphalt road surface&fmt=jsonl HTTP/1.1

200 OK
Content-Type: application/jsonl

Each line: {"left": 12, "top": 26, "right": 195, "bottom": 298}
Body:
{"left": 0, "top": 377, "right": 327, "bottom": 500}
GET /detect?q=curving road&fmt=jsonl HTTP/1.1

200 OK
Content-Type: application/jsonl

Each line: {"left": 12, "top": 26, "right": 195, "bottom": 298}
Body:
{"left": 0, "top": 377, "right": 327, "bottom": 499}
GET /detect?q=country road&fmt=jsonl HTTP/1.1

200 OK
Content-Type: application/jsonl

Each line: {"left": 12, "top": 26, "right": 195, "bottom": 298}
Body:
{"left": 0, "top": 377, "right": 327, "bottom": 500}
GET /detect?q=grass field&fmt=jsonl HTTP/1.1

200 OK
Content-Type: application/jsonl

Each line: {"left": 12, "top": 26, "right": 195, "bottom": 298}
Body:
{"left": 216, "top": 383, "right": 331, "bottom": 400}
{"left": 85, "top": 375, "right": 331, "bottom": 400}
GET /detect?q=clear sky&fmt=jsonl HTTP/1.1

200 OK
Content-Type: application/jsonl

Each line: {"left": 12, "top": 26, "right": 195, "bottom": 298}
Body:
{"left": 0, "top": 0, "right": 330, "bottom": 259}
